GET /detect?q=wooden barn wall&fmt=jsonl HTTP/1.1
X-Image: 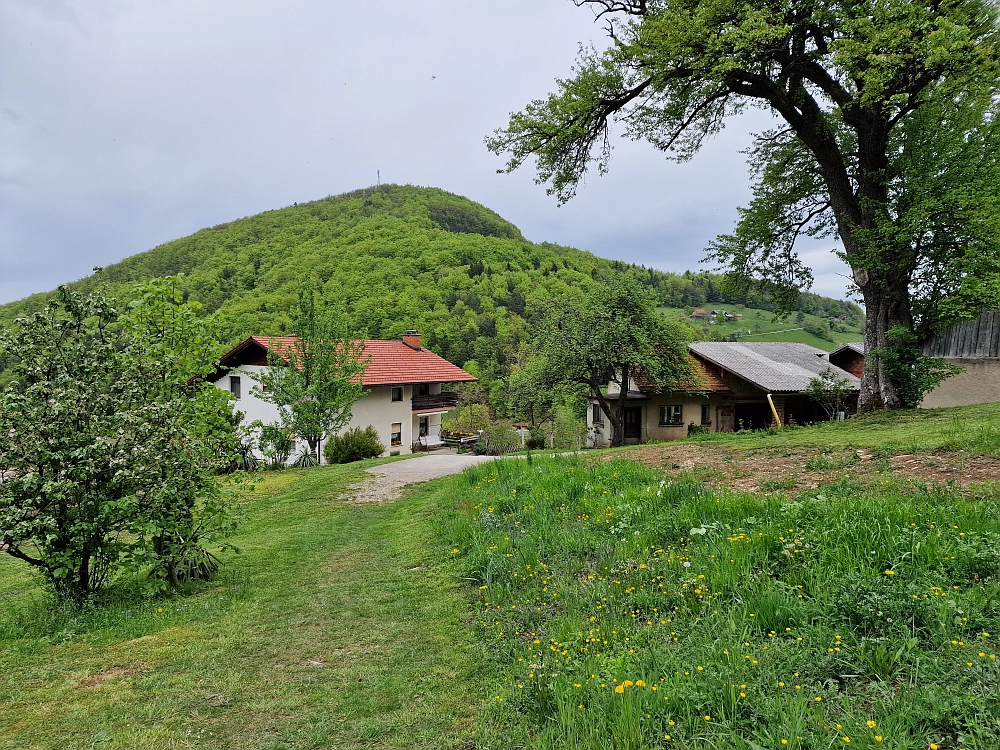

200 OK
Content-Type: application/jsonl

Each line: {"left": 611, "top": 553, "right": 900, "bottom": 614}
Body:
{"left": 923, "top": 311, "right": 1000, "bottom": 359}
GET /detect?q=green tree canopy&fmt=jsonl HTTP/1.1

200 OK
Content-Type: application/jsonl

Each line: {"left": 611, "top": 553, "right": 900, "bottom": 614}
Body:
{"left": 536, "top": 277, "right": 690, "bottom": 446}
{"left": 488, "top": 0, "right": 1000, "bottom": 412}
{"left": 252, "top": 290, "right": 367, "bottom": 462}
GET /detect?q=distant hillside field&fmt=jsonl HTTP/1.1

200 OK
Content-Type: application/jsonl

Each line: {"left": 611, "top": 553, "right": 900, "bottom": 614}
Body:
{"left": 0, "top": 184, "right": 863, "bottom": 403}
{"left": 660, "top": 305, "right": 863, "bottom": 351}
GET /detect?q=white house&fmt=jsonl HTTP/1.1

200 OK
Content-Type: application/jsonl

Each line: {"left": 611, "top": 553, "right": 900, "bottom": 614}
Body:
{"left": 210, "top": 331, "right": 477, "bottom": 458}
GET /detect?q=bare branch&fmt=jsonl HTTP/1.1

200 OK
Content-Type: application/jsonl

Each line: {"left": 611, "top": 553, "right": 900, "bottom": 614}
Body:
{"left": 574, "top": 0, "right": 647, "bottom": 19}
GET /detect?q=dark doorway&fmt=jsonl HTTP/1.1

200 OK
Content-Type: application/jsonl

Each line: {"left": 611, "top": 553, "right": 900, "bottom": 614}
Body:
{"left": 624, "top": 407, "right": 642, "bottom": 442}
{"left": 735, "top": 402, "right": 771, "bottom": 431}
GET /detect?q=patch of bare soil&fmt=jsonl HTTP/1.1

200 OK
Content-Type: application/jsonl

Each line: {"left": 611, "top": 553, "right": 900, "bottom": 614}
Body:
{"left": 82, "top": 665, "right": 144, "bottom": 688}
{"left": 340, "top": 472, "right": 420, "bottom": 505}
{"left": 888, "top": 453, "right": 1000, "bottom": 485}
{"left": 618, "top": 444, "right": 1000, "bottom": 493}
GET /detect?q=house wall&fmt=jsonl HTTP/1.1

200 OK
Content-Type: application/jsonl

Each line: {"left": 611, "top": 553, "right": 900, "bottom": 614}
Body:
{"left": 921, "top": 359, "right": 1000, "bottom": 408}
{"left": 586, "top": 393, "right": 728, "bottom": 447}
{"left": 643, "top": 394, "right": 721, "bottom": 441}
{"left": 829, "top": 350, "right": 865, "bottom": 378}
{"left": 348, "top": 385, "right": 417, "bottom": 455}
{"left": 218, "top": 364, "right": 446, "bottom": 459}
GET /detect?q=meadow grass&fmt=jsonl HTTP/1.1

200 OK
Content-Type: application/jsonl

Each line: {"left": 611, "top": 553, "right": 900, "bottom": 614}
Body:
{"left": 445, "top": 455, "right": 1000, "bottom": 749}
{"left": 4, "top": 404, "right": 1000, "bottom": 750}
{"left": 638, "top": 402, "right": 1000, "bottom": 457}
{"left": 0, "top": 462, "right": 480, "bottom": 750}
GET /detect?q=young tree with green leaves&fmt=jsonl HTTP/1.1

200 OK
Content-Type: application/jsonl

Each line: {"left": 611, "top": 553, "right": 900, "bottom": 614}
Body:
{"left": 537, "top": 277, "right": 689, "bottom": 446}
{"left": 253, "top": 290, "right": 367, "bottom": 463}
{"left": 0, "top": 281, "right": 240, "bottom": 601}
{"left": 803, "top": 366, "right": 856, "bottom": 420}
{"left": 488, "top": 0, "right": 1000, "bottom": 412}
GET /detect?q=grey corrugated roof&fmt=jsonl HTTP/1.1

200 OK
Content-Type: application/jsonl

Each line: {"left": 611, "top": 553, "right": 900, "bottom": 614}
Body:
{"left": 688, "top": 342, "right": 861, "bottom": 393}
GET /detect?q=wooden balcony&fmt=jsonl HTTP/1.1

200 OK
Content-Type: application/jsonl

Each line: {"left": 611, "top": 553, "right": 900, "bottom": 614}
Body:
{"left": 411, "top": 392, "right": 460, "bottom": 412}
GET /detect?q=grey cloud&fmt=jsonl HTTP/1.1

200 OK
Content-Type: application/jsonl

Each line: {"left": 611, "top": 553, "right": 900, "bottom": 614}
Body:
{"left": 0, "top": 0, "right": 851, "bottom": 304}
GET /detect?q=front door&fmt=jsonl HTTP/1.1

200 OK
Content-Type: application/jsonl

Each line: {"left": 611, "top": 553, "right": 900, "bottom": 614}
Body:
{"left": 624, "top": 407, "right": 642, "bottom": 443}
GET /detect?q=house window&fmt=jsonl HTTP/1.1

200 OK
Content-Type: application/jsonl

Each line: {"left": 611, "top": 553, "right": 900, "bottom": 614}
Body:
{"left": 391, "top": 423, "right": 402, "bottom": 446}
{"left": 419, "top": 416, "right": 429, "bottom": 437}
{"left": 659, "top": 404, "right": 683, "bottom": 426}
{"left": 391, "top": 386, "right": 403, "bottom": 402}
{"left": 701, "top": 404, "right": 711, "bottom": 426}
{"left": 229, "top": 376, "right": 241, "bottom": 400}
{"left": 592, "top": 403, "right": 604, "bottom": 424}
{"left": 417, "top": 383, "right": 430, "bottom": 396}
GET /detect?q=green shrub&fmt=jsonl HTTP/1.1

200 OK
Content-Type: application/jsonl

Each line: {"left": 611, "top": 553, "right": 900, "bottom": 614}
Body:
{"left": 324, "top": 426, "right": 385, "bottom": 464}
{"left": 444, "top": 403, "right": 491, "bottom": 433}
{"left": 258, "top": 423, "right": 294, "bottom": 468}
{"left": 525, "top": 426, "right": 548, "bottom": 449}
{"left": 803, "top": 320, "right": 834, "bottom": 341}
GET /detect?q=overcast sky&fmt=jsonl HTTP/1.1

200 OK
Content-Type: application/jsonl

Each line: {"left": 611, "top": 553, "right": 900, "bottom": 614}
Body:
{"left": 0, "top": 0, "right": 854, "bottom": 305}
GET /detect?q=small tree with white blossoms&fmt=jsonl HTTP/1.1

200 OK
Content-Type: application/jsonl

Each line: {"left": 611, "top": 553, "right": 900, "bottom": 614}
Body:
{"left": 0, "top": 280, "right": 242, "bottom": 602}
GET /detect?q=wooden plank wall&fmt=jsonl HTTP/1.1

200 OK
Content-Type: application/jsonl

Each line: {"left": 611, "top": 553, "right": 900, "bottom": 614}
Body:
{"left": 923, "top": 311, "right": 1000, "bottom": 358}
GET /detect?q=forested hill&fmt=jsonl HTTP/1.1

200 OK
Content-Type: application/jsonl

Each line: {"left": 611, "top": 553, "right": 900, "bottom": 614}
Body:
{"left": 0, "top": 184, "right": 861, "bottom": 400}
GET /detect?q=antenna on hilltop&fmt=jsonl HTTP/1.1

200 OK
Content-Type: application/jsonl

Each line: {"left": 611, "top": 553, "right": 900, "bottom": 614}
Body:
{"left": 377, "top": 170, "right": 381, "bottom": 187}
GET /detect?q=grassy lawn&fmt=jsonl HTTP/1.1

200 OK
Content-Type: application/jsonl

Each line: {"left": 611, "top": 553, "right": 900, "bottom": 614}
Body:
{"left": 4, "top": 405, "right": 1000, "bottom": 749}
{"left": 0, "top": 461, "right": 480, "bottom": 750}
{"left": 681, "top": 402, "right": 1000, "bottom": 456}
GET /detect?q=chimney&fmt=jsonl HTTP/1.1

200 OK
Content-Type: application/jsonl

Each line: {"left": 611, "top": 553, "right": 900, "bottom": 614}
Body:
{"left": 402, "top": 330, "right": 421, "bottom": 350}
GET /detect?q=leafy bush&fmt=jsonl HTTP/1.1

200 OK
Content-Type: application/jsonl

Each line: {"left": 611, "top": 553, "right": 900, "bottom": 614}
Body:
{"left": 0, "top": 281, "right": 241, "bottom": 601}
{"left": 444, "top": 403, "right": 491, "bottom": 433}
{"left": 872, "top": 325, "right": 963, "bottom": 408}
{"left": 257, "top": 423, "right": 294, "bottom": 468}
{"left": 525, "top": 426, "right": 548, "bottom": 449}
{"left": 803, "top": 320, "right": 834, "bottom": 341}
{"left": 324, "top": 425, "right": 385, "bottom": 464}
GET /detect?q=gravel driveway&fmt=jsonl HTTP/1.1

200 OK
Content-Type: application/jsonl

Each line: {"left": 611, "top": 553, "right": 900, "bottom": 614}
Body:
{"left": 343, "top": 453, "right": 500, "bottom": 504}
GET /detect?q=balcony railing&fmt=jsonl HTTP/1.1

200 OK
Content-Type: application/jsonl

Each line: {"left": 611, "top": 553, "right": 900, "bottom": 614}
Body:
{"left": 411, "top": 392, "right": 460, "bottom": 411}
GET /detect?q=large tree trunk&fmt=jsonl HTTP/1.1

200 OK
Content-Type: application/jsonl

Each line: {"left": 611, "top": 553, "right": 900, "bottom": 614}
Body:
{"left": 856, "top": 269, "right": 914, "bottom": 411}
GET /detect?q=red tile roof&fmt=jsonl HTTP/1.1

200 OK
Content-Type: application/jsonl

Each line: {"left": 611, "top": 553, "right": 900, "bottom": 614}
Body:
{"left": 220, "top": 336, "right": 477, "bottom": 387}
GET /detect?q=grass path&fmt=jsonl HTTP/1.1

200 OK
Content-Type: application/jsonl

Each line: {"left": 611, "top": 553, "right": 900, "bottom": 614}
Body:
{"left": 0, "top": 463, "right": 479, "bottom": 750}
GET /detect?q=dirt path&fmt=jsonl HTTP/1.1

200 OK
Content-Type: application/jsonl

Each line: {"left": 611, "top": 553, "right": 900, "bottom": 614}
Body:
{"left": 617, "top": 443, "right": 1000, "bottom": 492}
{"left": 343, "top": 453, "right": 499, "bottom": 504}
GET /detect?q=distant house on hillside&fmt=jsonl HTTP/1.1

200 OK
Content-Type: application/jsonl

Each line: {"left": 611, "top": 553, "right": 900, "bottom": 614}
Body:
{"left": 690, "top": 308, "right": 709, "bottom": 319}
{"left": 587, "top": 342, "right": 860, "bottom": 446}
{"left": 831, "top": 311, "right": 1000, "bottom": 407}
{"left": 211, "top": 332, "right": 476, "bottom": 460}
